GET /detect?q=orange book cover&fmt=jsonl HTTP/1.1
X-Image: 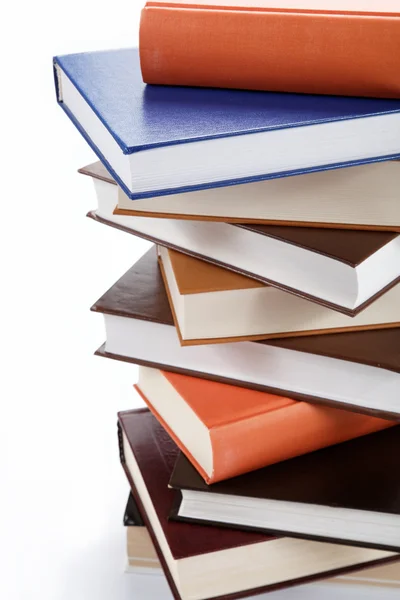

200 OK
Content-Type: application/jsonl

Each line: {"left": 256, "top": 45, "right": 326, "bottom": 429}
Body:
{"left": 135, "top": 369, "right": 395, "bottom": 484}
{"left": 140, "top": 1, "right": 400, "bottom": 98}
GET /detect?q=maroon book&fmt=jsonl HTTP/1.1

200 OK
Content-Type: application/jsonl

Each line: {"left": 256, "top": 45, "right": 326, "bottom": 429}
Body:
{"left": 118, "top": 408, "right": 398, "bottom": 600}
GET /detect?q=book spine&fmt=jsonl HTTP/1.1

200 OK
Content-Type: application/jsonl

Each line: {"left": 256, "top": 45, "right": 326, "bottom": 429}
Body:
{"left": 117, "top": 418, "right": 182, "bottom": 600}
{"left": 209, "top": 402, "right": 394, "bottom": 483}
{"left": 117, "top": 422, "right": 126, "bottom": 465}
{"left": 135, "top": 385, "right": 213, "bottom": 483}
{"left": 124, "top": 494, "right": 146, "bottom": 527}
{"left": 139, "top": 6, "right": 400, "bottom": 98}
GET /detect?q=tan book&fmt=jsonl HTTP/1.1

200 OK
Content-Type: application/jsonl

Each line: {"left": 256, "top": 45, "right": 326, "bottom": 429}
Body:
{"left": 126, "top": 523, "right": 400, "bottom": 587}
{"left": 125, "top": 488, "right": 400, "bottom": 586}
{"left": 80, "top": 160, "right": 400, "bottom": 231}
{"left": 124, "top": 488, "right": 400, "bottom": 587}
{"left": 126, "top": 526, "right": 160, "bottom": 572}
{"left": 157, "top": 245, "right": 400, "bottom": 345}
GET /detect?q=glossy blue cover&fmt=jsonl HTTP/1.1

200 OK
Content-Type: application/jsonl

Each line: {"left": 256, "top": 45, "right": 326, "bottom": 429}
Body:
{"left": 54, "top": 48, "right": 400, "bottom": 199}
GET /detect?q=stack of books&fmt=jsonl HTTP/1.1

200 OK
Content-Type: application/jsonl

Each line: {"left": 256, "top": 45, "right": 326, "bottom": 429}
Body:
{"left": 123, "top": 493, "right": 400, "bottom": 596}
{"left": 54, "top": 3, "right": 400, "bottom": 599}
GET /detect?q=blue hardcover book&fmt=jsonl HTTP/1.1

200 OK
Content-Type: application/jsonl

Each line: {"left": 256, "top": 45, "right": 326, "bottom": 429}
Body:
{"left": 54, "top": 48, "right": 400, "bottom": 201}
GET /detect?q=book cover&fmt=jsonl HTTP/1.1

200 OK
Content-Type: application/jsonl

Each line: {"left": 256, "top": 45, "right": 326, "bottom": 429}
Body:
{"left": 140, "top": 2, "right": 400, "bottom": 98}
{"left": 169, "top": 425, "right": 400, "bottom": 551}
{"left": 92, "top": 248, "right": 400, "bottom": 374}
{"left": 124, "top": 490, "right": 400, "bottom": 589}
{"left": 119, "top": 409, "right": 397, "bottom": 600}
{"left": 92, "top": 247, "right": 400, "bottom": 420}
{"left": 135, "top": 367, "right": 394, "bottom": 483}
{"left": 54, "top": 48, "right": 400, "bottom": 200}
{"left": 87, "top": 210, "right": 400, "bottom": 316}
{"left": 124, "top": 493, "right": 144, "bottom": 527}
{"left": 157, "top": 245, "right": 400, "bottom": 344}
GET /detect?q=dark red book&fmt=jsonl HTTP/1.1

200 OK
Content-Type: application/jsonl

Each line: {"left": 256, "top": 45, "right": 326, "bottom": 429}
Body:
{"left": 118, "top": 408, "right": 398, "bottom": 600}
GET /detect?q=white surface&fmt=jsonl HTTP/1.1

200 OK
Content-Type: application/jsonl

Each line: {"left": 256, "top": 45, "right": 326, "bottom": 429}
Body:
{"left": 0, "top": 4, "right": 397, "bottom": 600}
{"left": 120, "top": 575, "right": 400, "bottom": 600}
{"left": 1, "top": 5, "right": 151, "bottom": 600}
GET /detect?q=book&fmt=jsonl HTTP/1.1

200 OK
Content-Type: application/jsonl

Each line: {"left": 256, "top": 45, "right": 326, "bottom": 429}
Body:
{"left": 54, "top": 48, "right": 400, "bottom": 201}
{"left": 157, "top": 245, "right": 400, "bottom": 344}
{"left": 124, "top": 492, "right": 145, "bottom": 526}
{"left": 88, "top": 196, "right": 400, "bottom": 315}
{"left": 92, "top": 247, "right": 400, "bottom": 420}
{"left": 140, "top": 2, "right": 400, "bottom": 99}
{"left": 135, "top": 366, "right": 394, "bottom": 484}
{"left": 80, "top": 159, "right": 400, "bottom": 231}
{"left": 118, "top": 408, "right": 397, "bottom": 600}
{"left": 124, "top": 494, "right": 162, "bottom": 574}
{"left": 124, "top": 492, "right": 400, "bottom": 590}
{"left": 170, "top": 425, "right": 400, "bottom": 552}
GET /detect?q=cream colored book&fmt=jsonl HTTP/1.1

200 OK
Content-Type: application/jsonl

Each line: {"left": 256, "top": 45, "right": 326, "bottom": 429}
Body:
{"left": 126, "top": 515, "right": 400, "bottom": 588}
{"left": 80, "top": 160, "right": 400, "bottom": 231}
{"left": 157, "top": 245, "right": 400, "bottom": 345}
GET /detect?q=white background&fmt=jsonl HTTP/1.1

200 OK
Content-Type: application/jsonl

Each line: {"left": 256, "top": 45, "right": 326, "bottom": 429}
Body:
{"left": 1, "top": 2, "right": 398, "bottom": 599}
{"left": 2, "top": 3, "right": 153, "bottom": 599}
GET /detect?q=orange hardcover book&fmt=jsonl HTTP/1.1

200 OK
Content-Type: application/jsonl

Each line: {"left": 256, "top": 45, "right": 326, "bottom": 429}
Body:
{"left": 140, "top": 1, "right": 400, "bottom": 98}
{"left": 135, "top": 366, "right": 395, "bottom": 484}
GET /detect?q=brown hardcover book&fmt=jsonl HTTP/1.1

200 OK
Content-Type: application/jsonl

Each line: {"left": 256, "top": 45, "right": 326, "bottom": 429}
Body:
{"left": 118, "top": 409, "right": 398, "bottom": 600}
{"left": 92, "top": 247, "right": 400, "bottom": 420}
{"left": 170, "top": 426, "right": 400, "bottom": 551}
{"left": 86, "top": 180, "right": 400, "bottom": 316}
{"left": 157, "top": 245, "right": 400, "bottom": 345}
{"left": 80, "top": 155, "right": 400, "bottom": 231}
{"left": 124, "top": 491, "right": 400, "bottom": 589}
